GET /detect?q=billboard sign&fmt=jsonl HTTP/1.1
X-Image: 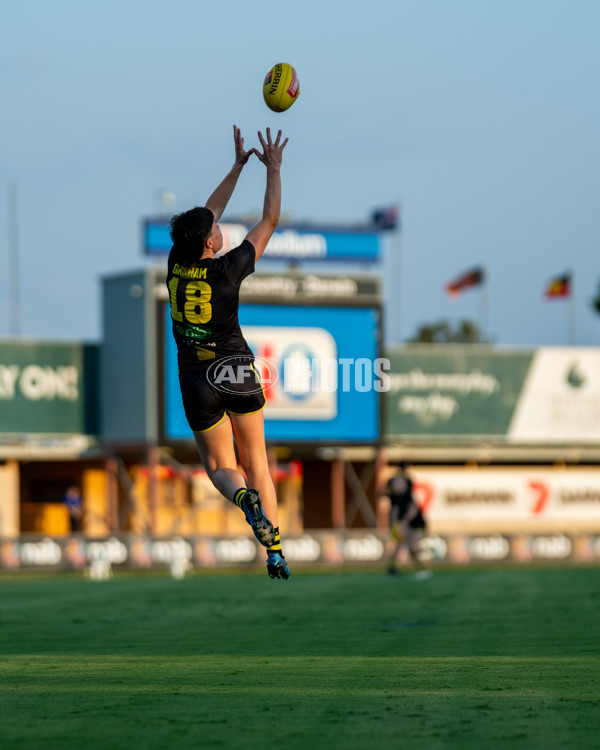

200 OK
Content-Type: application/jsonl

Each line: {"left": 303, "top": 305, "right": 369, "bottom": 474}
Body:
{"left": 163, "top": 305, "right": 382, "bottom": 443}
{"left": 0, "top": 341, "right": 99, "bottom": 435}
{"left": 144, "top": 219, "right": 381, "bottom": 262}
{"left": 384, "top": 347, "right": 600, "bottom": 443}
{"left": 4, "top": 529, "right": 600, "bottom": 570}
{"left": 507, "top": 348, "right": 600, "bottom": 442}
{"left": 240, "top": 272, "right": 381, "bottom": 305}
{"left": 410, "top": 467, "right": 600, "bottom": 530}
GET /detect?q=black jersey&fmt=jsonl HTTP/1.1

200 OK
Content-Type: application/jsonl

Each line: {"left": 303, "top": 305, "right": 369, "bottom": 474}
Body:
{"left": 387, "top": 474, "right": 426, "bottom": 529}
{"left": 166, "top": 240, "right": 255, "bottom": 370}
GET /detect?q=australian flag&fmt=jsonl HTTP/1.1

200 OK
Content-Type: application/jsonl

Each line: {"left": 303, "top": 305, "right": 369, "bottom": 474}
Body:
{"left": 371, "top": 205, "right": 400, "bottom": 231}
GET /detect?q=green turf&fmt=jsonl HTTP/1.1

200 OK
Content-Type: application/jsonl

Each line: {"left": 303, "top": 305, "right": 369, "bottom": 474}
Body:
{"left": 1, "top": 567, "right": 600, "bottom": 749}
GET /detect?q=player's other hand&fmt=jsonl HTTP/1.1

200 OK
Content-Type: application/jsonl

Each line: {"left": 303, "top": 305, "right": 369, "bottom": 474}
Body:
{"left": 233, "top": 124, "right": 253, "bottom": 166}
{"left": 254, "top": 128, "right": 288, "bottom": 170}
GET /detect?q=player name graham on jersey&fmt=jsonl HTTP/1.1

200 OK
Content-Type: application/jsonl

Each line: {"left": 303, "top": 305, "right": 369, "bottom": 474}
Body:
{"left": 172, "top": 263, "right": 208, "bottom": 280}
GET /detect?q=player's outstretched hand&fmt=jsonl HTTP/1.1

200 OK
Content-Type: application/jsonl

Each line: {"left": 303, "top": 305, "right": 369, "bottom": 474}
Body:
{"left": 233, "top": 124, "right": 254, "bottom": 166}
{"left": 255, "top": 127, "right": 288, "bottom": 170}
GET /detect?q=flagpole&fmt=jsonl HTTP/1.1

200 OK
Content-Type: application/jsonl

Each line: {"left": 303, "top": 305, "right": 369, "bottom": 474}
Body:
{"left": 8, "top": 180, "right": 21, "bottom": 338}
{"left": 568, "top": 270, "right": 575, "bottom": 346}
{"left": 480, "top": 270, "right": 488, "bottom": 343}
{"left": 393, "top": 218, "right": 402, "bottom": 342}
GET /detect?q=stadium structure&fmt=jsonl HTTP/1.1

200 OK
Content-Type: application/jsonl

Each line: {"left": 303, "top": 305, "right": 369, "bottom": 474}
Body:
{"left": 1, "top": 211, "right": 600, "bottom": 572}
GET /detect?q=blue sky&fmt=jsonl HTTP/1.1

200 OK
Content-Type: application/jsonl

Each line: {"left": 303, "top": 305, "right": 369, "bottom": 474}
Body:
{"left": 1, "top": 0, "right": 599, "bottom": 347}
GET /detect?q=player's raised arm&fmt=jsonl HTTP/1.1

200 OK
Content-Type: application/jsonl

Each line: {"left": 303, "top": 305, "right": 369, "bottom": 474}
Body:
{"left": 246, "top": 128, "right": 288, "bottom": 261}
{"left": 205, "top": 125, "right": 253, "bottom": 221}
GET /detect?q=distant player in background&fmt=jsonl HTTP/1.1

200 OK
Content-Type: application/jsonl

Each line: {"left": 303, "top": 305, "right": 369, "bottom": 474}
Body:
{"left": 167, "top": 126, "right": 289, "bottom": 580}
{"left": 383, "top": 462, "right": 431, "bottom": 578}
{"left": 63, "top": 485, "right": 83, "bottom": 533}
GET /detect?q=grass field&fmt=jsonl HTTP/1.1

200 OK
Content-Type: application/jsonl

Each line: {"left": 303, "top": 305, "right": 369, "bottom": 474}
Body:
{"left": 1, "top": 566, "right": 600, "bottom": 749}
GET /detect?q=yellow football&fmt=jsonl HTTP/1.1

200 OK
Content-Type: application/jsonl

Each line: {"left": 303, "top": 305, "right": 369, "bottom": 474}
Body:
{"left": 263, "top": 63, "right": 300, "bottom": 112}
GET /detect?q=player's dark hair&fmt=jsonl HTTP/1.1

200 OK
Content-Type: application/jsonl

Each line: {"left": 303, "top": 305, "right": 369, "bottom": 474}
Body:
{"left": 169, "top": 206, "right": 214, "bottom": 261}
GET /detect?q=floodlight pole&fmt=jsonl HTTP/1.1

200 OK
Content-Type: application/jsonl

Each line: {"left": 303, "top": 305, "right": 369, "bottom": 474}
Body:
{"left": 8, "top": 180, "right": 20, "bottom": 337}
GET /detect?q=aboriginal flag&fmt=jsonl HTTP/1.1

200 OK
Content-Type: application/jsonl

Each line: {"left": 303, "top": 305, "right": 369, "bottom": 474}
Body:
{"left": 446, "top": 267, "right": 485, "bottom": 296}
{"left": 545, "top": 273, "right": 571, "bottom": 298}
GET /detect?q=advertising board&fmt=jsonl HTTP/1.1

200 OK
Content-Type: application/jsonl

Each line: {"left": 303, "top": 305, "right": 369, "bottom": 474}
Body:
{"left": 0, "top": 341, "right": 99, "bottom": 435}
{"left": 163, "top": 304, "right": 382, "bottom": 443}
{"left": 385, "top": 347, "right": 600, "bottom": 443}
{"left": 409, "top": 467, "right": 600, "bottom": 531}
{"left": 144, "top": 219, "right": 381, "bottom": 262}
{"left": 4, "top": 529, "right": 600, "bottom": 571}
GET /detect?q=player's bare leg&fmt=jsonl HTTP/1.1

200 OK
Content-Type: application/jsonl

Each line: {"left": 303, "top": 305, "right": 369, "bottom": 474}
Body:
{"left": 387, "top": 540, "right": 404, "bottom": 575}
{"left": 194, "top": 416, "right": 245, "bottom": 497}
{"left": 407, "top": 528, "right": 432, "bottom": 579}
{"left": 194, "top": 416, "right": 276, "bottom": 548}
{"left": 230, "top": 411, "right": 278, "bottom": 526}
{"left": 231, "top": 411, "right": 290, "bottom": 579}
{"left": 387, "top": 521, "right": 405, "bottom": 574}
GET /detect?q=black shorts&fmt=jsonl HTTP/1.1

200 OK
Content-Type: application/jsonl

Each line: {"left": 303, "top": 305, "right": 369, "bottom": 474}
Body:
{"left": 389, "top": 505, "right": 427, "bottom": 530}
{"left": 178, "top": 357, "right": 266, "bottom": 432}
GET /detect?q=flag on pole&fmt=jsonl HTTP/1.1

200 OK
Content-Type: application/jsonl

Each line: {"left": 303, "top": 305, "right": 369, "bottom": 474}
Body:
{"left": 544, "top": 273, "right": 571, "bottom": 298}
{"left": 445, "top": 267, "right": 485, "bottom": 296}
{"left": 371, "top": 205, "right": 400, "bottom": 230}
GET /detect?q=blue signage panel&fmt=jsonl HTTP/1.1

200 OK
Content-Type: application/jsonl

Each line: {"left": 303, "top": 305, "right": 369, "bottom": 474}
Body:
{"left": 145, "top": 221, "right": 171, "bottom": 254}
{"left": 164, "top": 305, "right": 381, "bottom": 442}
{"left": 146, "top": 220, "right": 381, "bottom": 262}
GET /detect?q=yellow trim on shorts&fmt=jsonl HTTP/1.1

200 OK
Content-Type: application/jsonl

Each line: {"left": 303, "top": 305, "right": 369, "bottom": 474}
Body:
{"left": 194, "top": 411, "right": 228, "bottom": 434}
{"left": 228, "top": 402, "right": 266, "bottom": 417}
